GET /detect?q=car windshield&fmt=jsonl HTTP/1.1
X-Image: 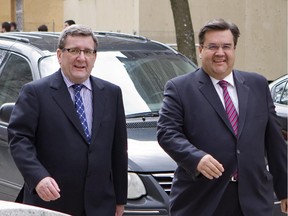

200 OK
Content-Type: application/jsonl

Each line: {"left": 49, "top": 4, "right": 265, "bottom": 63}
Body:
{"left": 39, "top": 50, "right": 197, "bottom": 115}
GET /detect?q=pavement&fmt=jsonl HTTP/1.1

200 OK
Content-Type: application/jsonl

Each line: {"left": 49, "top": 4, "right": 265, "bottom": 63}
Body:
{"left": 0, "top": 200, "right": 70, "bottom": 215}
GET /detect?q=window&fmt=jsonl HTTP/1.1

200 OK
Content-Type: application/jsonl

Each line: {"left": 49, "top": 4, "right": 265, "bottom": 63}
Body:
{"left": 0, "top": 53, "right": 33, "bottom": 106}
{"left": 0, "top": 50, "right": 8, "bottom": 66}
{"left": 272, "top": 80, "right": 288, "bottom": 105}
{"left": 280, "top": 81, "right": 288, "bottom": 105}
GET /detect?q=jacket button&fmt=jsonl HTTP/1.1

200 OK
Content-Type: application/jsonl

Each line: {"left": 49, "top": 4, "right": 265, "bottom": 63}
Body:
{"left": 237, "top": 149, "right": 241, "bottom": 154}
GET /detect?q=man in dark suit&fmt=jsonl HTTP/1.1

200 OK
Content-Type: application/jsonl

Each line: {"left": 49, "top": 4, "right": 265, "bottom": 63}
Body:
{"left": 8, "top": 25, "right": 127, "bottom": 216}
{"left": 157, "top": 18, "right": 287, "bottom": 216}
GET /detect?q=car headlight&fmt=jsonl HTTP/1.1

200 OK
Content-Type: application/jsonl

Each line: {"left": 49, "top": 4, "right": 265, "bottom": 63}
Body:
{"left": 127, "top": 172, "right": 146, "bottom": 199}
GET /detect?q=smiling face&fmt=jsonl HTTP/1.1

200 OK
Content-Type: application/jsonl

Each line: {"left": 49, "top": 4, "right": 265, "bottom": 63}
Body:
{"left": 57, "top": 35, "right": 97, "bottom": 84}
{"left": 199, "top": 30, "right": 236, "bottom": 80}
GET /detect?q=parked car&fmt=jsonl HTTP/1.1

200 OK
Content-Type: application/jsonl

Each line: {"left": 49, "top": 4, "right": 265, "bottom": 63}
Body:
{"left": 0, "top": 31, "right": 196, "bottom": 215}
{"left": 0, "top": 32, "right": 285, "bottom": 216}
{"left": 269, "top": 74, "right": 288, "bottom": 141}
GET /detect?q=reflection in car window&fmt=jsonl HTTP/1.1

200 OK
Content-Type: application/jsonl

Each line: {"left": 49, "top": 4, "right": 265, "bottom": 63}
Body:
{"left": 119, "top": 51, "right": 191, "bottom": 110}
{"left": 0, "top": 53, "right": 33, "bottom": 106}
{"left": 93, "top": 51, "right": 196, "bottom": 115}
{"left": 39, "top": 54, "right": 59, "bottom": 77}
{"left": 280, "top": 81, "right": 288, "bottom": 105}
{"left": 0, "top": 50, "right": 8, "bottom": 66}
{"left": 273, "top": 80, "right": 288, "bottom": 105}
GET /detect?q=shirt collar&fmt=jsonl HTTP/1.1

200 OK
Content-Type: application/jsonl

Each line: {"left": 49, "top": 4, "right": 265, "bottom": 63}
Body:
{"left": 210, "top": 72, "right": 235, "bottom": 88}
{"left": 61, "top": 70, "right": 92, "bottom": 91}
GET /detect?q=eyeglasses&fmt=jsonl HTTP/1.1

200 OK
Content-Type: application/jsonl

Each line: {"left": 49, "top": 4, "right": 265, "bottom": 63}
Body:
{"left": 62, "top": 48, "right": 96, "bottom": 57}
{"left": 201, "top": 43, "right": 234, "bottom": 51}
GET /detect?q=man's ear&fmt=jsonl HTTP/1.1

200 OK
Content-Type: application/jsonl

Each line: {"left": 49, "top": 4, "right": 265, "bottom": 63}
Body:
{"left": 198, "top": 46, "right": 203, "bottom": 59}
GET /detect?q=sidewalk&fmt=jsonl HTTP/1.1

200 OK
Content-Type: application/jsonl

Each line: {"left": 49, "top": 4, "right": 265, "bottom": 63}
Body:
{"left": 0, "top": 201, "right": 70, "bottom": 216}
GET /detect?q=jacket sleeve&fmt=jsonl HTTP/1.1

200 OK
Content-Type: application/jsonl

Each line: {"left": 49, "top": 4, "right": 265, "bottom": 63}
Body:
{"left": 112, "top": 87, "right": 128, "bottom": 204}
{"left": 264, "top": 83, "right": 288, "bottom": 200}
{"left": 157, "top": 80, "right": 206, "bottom": 177}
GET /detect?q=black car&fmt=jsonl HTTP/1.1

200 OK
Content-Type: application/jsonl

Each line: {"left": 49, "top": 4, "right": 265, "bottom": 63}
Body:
{"left": 0, "top": 31, "right": 196, "bottom": 215}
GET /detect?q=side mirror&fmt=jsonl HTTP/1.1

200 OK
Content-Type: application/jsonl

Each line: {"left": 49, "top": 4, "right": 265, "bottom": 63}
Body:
{"left": 0, "top": 103, "right": 15, "bottom": 123}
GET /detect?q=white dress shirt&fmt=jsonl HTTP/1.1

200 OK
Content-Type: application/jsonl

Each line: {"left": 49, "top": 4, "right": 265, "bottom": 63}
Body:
{"left": 61, "top": 71, "right": 93, "bottom": 135}
{"left": 210, "top": 72, "right": 239, "bottom": 114}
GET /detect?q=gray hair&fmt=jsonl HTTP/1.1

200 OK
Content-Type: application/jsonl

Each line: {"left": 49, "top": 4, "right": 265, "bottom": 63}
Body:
{"left": 58, "top": 24, "right": 98, "bottom": 50}
{"left": 198, "top": 18, "right": 240, "bottom": 46}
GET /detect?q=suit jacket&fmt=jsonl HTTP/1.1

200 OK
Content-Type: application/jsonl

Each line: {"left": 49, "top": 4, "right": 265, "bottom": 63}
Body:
{"left": 157, "top": 68, "right": 287, "bottom": 216}
{"left": 8, "top": 70, "right": 128, "bottom": 215}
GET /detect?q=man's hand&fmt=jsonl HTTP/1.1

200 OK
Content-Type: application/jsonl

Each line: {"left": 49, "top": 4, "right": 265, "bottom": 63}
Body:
{"left": 281, "top": 198, "right": 288, "bottom": 214}
{"left": 197, "top": 154, "right": 224, "bottom": 180}
{"left": 35, "top": 177, "right": 61, "bottom": 202}
{"left": 115, "top": 205, "right": 124, "bottom": 216}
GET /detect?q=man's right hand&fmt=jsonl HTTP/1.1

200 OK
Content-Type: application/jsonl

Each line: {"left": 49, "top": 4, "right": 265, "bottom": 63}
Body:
{"left": 35, "top": 177, "right": 61, "bottom": 201}
{"left": 197, "top": 154, "right": 224, "bottom": 180}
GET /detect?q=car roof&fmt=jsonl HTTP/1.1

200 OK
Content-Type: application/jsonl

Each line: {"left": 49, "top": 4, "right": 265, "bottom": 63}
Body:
{"left": 0, "top": 32, "right": 59, "bottom": 53}
{"left": 0, "top": 31, "right": 175, "bottom": 53}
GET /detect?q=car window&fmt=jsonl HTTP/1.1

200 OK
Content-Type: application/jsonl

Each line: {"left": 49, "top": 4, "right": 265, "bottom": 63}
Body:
{"left": 272, "top": 80, "right": 288, "bottom": 105}
{"left": 39, "top": 54, "right": 59, "bottom": 77}
{"left": 280, "top": 81, "right": 288, "bottom": 105}
{"left": 0, "top": 53, "right": 33, "bottom": 106}
{"left": 0, "top": 50, "right": 8, "bottom": 66}
{"left": 93, "top": 51, "right": 196, "bottom": 115}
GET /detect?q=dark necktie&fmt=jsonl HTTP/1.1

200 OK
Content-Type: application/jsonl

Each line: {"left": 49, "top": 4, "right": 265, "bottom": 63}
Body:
{"left": 72, "top": 84, "right": 90, "bottom": 143}
{"left": 218, "top": 80, "right": 239, "bottom": 136}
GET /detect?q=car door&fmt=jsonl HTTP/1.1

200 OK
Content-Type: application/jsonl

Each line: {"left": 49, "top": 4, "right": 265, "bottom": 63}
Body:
{"left": 0, "top": 50, "right": 33, "bottom": 201}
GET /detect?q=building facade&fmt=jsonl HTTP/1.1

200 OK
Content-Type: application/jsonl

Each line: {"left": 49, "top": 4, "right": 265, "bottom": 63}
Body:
{"left": 0, "top": 0, "right": 287, "bottom": 80}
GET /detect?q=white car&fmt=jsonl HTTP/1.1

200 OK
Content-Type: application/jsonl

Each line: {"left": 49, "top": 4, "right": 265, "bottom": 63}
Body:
{"left": 269, "top": 74, "right": 288, "bottom": 141}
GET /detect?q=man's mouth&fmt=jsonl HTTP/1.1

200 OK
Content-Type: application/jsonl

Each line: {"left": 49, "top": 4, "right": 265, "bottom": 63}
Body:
{"left": 214, "top": 59, "right": 226, "bottom": 63}
{"left": 74, "top": 65, "right": 86, "bottom": 69}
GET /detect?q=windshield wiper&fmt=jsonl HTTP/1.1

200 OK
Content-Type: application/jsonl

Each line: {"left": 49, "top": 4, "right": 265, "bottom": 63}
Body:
{"left": 126, "top": 111, "right": 159, "bottom": 119}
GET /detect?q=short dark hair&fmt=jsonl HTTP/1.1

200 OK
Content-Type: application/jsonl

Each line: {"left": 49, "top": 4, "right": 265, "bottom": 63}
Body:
{"left": 64, "top": 20, "right": 76, "bottom": 26}
{"left": 2, "top": 22, "right": 11, "bottom": 32}
{"left": 198, "top": 18, "right": 240, "bottom": 46}
{"left": 58, "top": 24, "right": 98, "bottom": 51}
{"left": 38, "top": 24, "right": 48, "bottom": 31}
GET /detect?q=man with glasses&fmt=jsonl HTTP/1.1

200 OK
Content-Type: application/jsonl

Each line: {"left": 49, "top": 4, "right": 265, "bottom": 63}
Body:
{"left": 8, "top": 24, "right": 128, "bottom": 216}
{"left": 157, "top": 18, "right": 287, "bottom": 216}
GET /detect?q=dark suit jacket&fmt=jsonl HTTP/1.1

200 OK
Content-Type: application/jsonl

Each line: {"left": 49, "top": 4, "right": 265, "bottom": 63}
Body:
{"left": 157, "top": 68, "right": 287, "bottom": 216}
{"left": 8, "top": 70, "right": 128, "bottom": 215}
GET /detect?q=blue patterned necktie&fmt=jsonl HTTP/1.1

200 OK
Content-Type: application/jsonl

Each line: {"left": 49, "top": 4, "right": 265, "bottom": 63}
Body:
{"left": 72, "top": 84, "right": 90, "bottom": 143}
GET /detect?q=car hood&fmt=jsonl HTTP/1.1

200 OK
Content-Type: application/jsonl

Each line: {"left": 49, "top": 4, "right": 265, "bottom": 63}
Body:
{"left": 127, "top": 126, "right": 177, "bottom": 173}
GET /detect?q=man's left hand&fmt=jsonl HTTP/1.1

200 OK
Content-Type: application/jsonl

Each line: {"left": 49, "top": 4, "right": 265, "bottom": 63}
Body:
{"left": 115, "top": 205, "right": 124, "bottom": 216}
{"left": 281, "top": 198, "right": 288, "bottom": 214}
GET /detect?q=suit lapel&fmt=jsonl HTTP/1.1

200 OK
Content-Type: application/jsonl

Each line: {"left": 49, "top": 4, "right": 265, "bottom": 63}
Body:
{"left": 90, "top": 77, "right": 106, "bottom": 145}
{"left": 197, "top": 69, "right": 237, "bottom": 136}
{"left": 49, "top": 71, "right": 91, "bottom": 144}
{"left": 233, "top": 71, "right": 249, "bottom": 138}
